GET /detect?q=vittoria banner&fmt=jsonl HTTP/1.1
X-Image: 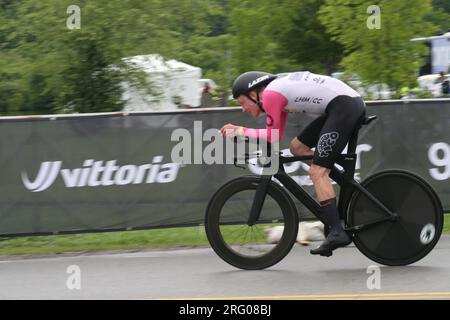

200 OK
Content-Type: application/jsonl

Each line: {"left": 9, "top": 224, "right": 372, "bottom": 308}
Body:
{"left": 0, "top": 99, "right": 449, "bottom": 236}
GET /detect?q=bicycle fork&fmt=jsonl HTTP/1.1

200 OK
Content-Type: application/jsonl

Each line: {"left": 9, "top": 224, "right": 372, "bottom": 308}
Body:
{"left": 247, "top": 176, "right": 272, "bottom": 226}
{"left": 249, "top": 173, "right": 332, "bottom": 228}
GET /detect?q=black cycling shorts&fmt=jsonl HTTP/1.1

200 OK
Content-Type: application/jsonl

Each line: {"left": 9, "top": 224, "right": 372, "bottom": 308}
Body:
{"left": 297, "top": 95, "right": 366, "bottom": 169}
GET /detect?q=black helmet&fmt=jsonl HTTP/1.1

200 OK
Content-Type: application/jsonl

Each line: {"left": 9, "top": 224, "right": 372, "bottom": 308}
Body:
{"left": 232, "top": 71, "right": 277, "bottom": 99}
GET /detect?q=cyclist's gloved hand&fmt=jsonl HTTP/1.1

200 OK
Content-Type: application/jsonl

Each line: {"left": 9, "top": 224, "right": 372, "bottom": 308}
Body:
{"left": 220, "top": 124, "right": 244, "bottom": 138}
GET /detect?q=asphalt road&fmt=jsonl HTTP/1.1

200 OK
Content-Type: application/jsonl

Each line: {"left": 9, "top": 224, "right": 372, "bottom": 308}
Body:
{"left": 1, "top": 235, "right": 450, "bottom": 300}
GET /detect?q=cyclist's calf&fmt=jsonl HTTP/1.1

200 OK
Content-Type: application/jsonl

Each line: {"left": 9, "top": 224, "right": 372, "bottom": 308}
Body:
{"left": 290, "top": 138, "right": 334, "bottom": 201}
{"left": 309, "top": 165, "right": 334, "bottom": 202}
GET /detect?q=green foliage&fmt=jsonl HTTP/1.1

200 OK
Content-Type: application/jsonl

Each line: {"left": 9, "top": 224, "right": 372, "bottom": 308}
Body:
{"left": 228, "top": 0, "right": 274, "bottom": 73}
{"left": 264, "top": 0, "right": 344, "bottom": 74}
{"left": 319, "top": 0, "right": 437, "bottom": 89}
{"left": 173, "top": 35, "right": 233, "bottom": 87}
{"left": 0, "top": 0, "right": 218, "bottom": 115}
{"left": 228, "top": 0, "right": 295, "bottom": 75}
{"left": 0, "top": 0, "right": 448, "bottom": 115}
{"left": 432, "top": 0, "right": 450, "bottom": 13}
{"left": 426, "top": 0, "right": 450, "bottom": 34}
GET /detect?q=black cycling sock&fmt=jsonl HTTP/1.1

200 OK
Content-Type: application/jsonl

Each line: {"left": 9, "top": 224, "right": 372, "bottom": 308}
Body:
{"left": 319, "top": 198, "right": 343, "bottom": 236}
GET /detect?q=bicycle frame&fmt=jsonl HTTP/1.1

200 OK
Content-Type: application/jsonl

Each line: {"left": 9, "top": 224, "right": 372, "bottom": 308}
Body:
{"left": 273, "top": 155, "right": 398, "bottom": 232}
{"left": 244, "top": 115, "right": 399, "bottom": 234}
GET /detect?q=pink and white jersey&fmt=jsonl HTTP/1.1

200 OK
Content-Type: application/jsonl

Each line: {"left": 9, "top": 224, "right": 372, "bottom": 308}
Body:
{"left": 265, "top": 71, "right": 360, "bottom": 114}
{"left": 242, "top": 71, "right": 361, "bottom": 143}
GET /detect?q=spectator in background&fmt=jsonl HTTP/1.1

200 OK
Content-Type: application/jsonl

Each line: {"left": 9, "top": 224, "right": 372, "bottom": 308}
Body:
{"left": 435, "top": 71, "right": 449, "bottom": 96}
{"left": 203, "top": 83, "right": 213, "bottom": 94}
{"left": 200, "top": 83, "right": 213, "bottom": 107}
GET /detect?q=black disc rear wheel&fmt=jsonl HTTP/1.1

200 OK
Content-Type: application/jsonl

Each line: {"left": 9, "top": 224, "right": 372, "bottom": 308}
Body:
{"left": 347, "top": 170, "right": 443, "bottom": 266}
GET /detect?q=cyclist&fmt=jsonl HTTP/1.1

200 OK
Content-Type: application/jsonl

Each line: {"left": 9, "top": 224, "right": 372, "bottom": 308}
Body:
{"left": 220, "top": 71, "right": 366, "bottom": 256}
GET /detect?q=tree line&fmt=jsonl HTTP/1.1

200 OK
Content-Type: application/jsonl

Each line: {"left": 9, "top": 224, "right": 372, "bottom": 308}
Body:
{"left": 0, "top": 0, "right": 449, "bottom": 115}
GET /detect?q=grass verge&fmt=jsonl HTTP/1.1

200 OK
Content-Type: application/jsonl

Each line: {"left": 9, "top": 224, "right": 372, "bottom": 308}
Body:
{"left": 0, "top": 215, "right": 449, "bottom": 256}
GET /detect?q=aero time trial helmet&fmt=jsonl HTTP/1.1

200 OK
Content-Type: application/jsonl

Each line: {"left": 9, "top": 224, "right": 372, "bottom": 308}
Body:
{"left": 232, "top": 71, "right": 277, "bottom": 99}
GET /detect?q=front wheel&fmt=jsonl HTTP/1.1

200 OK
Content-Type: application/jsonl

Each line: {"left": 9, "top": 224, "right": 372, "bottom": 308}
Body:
{"left": 347, "top": 170, "right": 443, "bottom": 266}
{"left": 205, "top": 176, "right": 299, "bottom": 270}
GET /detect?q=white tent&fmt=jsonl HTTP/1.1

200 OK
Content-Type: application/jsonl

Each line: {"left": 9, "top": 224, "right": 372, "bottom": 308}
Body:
{"left": 122, "top": 54, "right": 202, "bottom": 111}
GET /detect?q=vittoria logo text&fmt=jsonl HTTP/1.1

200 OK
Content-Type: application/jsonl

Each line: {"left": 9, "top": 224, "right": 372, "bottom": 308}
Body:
{"left": 21, "top": 156, "right": 180, "bottom": 192}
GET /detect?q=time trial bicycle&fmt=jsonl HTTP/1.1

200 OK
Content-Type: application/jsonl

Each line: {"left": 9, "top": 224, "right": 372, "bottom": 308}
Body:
{"left": 204, "top": 115, "right": 443, "bottom": 270}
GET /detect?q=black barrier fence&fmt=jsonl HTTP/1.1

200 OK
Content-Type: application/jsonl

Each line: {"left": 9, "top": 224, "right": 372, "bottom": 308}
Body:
{"left": 0, "top": 99, "right": 449, "bottom": 237}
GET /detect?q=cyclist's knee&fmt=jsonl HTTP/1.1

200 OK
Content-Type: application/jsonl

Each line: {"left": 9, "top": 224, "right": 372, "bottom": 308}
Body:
{"left": 290, "top": 138, "right": 312, "bottom": 156}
